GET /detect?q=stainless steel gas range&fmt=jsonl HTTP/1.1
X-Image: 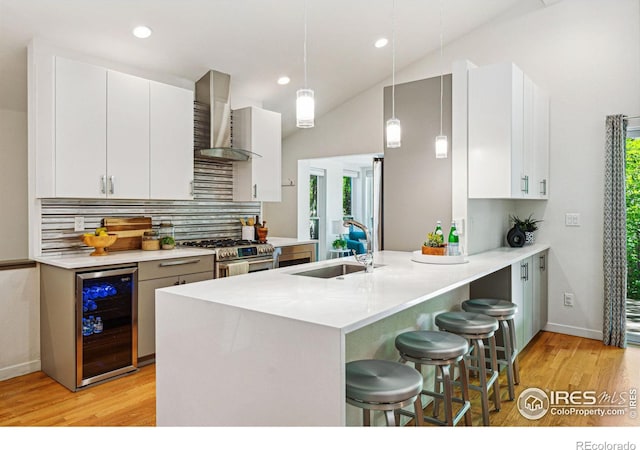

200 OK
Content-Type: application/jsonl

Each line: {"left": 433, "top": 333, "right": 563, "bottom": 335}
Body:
{"left": 180, "top": 239, "right": 275, "bottom": 278}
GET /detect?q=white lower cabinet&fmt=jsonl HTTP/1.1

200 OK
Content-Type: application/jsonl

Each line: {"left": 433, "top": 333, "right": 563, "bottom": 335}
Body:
{"left": 137, "top": 256, "right": 214, "bottom": 361}
{"left": 470, "top": 250, "right": 548, "bottom": 352}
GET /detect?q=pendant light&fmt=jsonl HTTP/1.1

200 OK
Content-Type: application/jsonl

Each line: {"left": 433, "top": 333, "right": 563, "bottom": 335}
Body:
{"left": 296, "top": 0, "right": 315, "bottom": 128}
{"left": 386, "top": 0, "right": 401, "bottom": 148}
{"left": 435, "top": 0, "right": 448, "bottom": 158}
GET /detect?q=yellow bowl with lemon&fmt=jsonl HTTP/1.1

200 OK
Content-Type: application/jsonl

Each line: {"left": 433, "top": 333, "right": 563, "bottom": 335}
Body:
{"left": 82, "top": 230, "right": 118, "bottom": 256}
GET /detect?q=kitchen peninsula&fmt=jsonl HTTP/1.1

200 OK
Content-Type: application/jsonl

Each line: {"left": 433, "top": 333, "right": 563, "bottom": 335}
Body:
{"left": 155, "top": 244, "right": 549, "bottom": 426}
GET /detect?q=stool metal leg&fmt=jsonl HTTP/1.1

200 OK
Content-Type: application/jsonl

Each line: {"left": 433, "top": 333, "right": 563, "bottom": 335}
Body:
{"left": 458, "top": 356, "right": 473, "bottom": 426}
{"left": 363, "top": 409, "right": 371, "bottom": 426}
{"left": 508, "top": 318, "right": 520, "bottom": 385}
{"left": 501, "top": 319, "right": 515, "bottom": 400}
{"left": 384, "top": 410, "right": 396, "bottom": 426}
{"left": 489, "top": 334, "right": 501, "bottom": 412}
{"left": 473, "top": 337, "right": 491, "bottom": 426}
{"left": 440, "top": 364, "right": 453, "bottom": 425}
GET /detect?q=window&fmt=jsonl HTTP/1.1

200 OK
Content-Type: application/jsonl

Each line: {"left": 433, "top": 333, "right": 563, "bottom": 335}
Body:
{"left": 342, "top": 176, "right": 352, "bottom": 219}
{"left": 625, "top": 125, "right": 640, "bottom": 343}
{"left": 310, "top": 174, "right": 319, "bottom": 239}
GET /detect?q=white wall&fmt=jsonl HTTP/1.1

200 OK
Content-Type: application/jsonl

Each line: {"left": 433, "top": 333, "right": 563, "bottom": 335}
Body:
{"left": 266, "top": 0, "right": 640, "bottom": 340}
{"left": 0, "top": 108, "right": 28, "bottom": 260}
{"left": 0, "top": 267, "right": 40, "bottom": 380}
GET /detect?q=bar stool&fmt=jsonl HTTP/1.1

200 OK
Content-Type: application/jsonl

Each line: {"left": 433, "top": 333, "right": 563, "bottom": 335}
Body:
{"left": 462, "top": 298, "right": 520, "bottom": 400}
{"left": 346, "top": 359, "right": 424, "bottom": 426}
{"left": 435, "top": 311, "right": 501, "bottom": 426}
{"left": 395, "top": 330, "right": 472, "bottom": 426}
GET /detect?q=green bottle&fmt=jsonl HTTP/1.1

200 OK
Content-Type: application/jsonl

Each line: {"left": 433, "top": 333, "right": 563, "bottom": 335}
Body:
{"left": 434, "top": 221, "right": 443, "bottom": 238}
{"left": 448, "top": 221, "right": 459, "bottom": 256}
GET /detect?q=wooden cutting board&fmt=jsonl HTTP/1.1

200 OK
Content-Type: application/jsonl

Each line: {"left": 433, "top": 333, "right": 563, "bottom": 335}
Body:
{"left": 103, "top": 217, "right": 153, "bottom": 251}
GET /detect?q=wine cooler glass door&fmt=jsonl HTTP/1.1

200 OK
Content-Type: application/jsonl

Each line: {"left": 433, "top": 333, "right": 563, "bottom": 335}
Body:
{"left": 76, "top": 266, "right": 138, "bottom": 388}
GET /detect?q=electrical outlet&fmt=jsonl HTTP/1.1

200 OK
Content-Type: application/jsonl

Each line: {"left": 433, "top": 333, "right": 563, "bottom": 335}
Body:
{"left": 564, "top": 292, "right": 575, "bottom": 307}
{"left": 565, "top": 213, "right": 581, "bottom": 227}
{"left": 74, "top": 216, "right": 85, "bottom": 232}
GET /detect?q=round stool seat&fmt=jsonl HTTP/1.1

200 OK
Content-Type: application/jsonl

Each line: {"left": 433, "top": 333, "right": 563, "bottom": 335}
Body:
{"left": 462, "top": 298, "right": 517, "bottom": 317}
{"left": 435, "top": 311, "right": 498, "bottom": 335}
{"left": 346, "top": 360, "right": 423, "bottom": 404}
{"left": 395, "top": 331, "right": 469, "bottom": 361}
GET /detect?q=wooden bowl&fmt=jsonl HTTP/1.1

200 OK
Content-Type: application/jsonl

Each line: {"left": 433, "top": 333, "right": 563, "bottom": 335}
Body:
{"left": 82, "top": 234, "right": 118, "bottom": 256}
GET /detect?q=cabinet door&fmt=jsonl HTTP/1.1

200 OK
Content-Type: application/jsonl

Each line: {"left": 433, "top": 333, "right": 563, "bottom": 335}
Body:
{"left": 533, "top": 85, "right": 550, "bottom": 199}
{"left": 55, "top": 57, "right": 107, "bottom": 198}
{"left": 107, "top": 71, "right": 150, "bottom": 199}
{"left": 522, "top": 256, "right": 535, "bottom": 346}
{"left": 510, "top": 260, "right": 526, "bottom": 353}
{"left": 468, "top": 63, "right": 524, "bottom": 199}
{"left": 150, "top": 81, "right": 194, "bottom": 200}
{"left": 138, "top": 276, "right": 180, "bottom": 358}
{"left": 533, "top": 251, "right": 548, "bottom": 333}
{"left": 232, "top": 107, "right": 282, "bottom": 202}
{"left": 522, "top": 75, "right": 535, "bottom": 198}
{"left": 251, "top": 108, "right": 282, "bottom": 202}
{"left": 180, "top": 271, "right": 214, "bottom": 284}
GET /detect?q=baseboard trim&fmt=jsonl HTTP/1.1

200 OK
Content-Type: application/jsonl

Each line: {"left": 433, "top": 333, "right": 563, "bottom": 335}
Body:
{"left": 544, "top": 322, "right": 603, "bottom": 341}
{"left": 0, "top": 360, "right": 41, "bottom": 382}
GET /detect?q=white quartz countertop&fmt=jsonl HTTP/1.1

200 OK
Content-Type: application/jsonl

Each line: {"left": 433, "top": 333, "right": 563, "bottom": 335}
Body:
{"left": 158, "top": 244, "right": 549, "bottom": 333}
{"left": 267, "top": 237, "right": 318, "bottom": 247}
{"left": 35, "top": 247, "right": 215, "bottom": 269}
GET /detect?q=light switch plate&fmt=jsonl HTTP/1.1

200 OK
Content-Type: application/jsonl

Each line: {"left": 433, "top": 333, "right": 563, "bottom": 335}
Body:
{"left": 74, "top": 216, "right": 85, "bottom": 232}
{"left": 565, "top": 213, "right": 580, "bottom": 227}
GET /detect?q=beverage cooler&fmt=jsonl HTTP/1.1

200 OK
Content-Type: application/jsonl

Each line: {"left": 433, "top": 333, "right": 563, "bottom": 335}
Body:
{"left": 39, "top": 263, "right": 138, "bottom": 392}
{"left": 76, "top": 267, "right": 138, "bottom": 388}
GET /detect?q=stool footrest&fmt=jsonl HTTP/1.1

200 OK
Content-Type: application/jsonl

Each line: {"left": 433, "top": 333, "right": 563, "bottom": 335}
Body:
{"left": 397, "top": 389, "right": 471, "bottom": 427}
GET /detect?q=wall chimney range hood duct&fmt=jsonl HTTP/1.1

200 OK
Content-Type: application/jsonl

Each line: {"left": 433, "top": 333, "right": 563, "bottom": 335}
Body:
{"left": 194, "top": 70, "right": 261, "bottom": 161}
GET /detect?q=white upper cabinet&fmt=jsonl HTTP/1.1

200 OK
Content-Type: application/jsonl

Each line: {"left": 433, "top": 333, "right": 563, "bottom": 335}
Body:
{"left": 150, "top": 81, "right": 194, "bottom": 200}
{"left": 468, "top": 62, "right": 549, "bottom": 199}
{"left": 55, "top": 57, "right": 107, "bottom": 198}
{"left": 232, "top": 106, "right": 282, "bottom": 202}
{"left": 107, "top": 70, "right": 150, "bottom": 199}
{"left": 42, "top": 55, "right": 193, "bottom": 199}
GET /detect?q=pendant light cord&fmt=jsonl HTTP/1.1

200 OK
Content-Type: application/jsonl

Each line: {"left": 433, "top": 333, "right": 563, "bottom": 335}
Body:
{"left": 303, "top": 0, "right": 308, "bottom": 89}
{"left": 391, "top": 0, "right": 396, "bottom": 119}
{"left": 439, "top": 0, "right": 444, "bottom": 136}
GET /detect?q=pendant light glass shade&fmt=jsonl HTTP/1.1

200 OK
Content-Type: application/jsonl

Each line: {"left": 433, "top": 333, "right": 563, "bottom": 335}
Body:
{"left": 435, "top": 135, "right": 448, "bottom": 158}
{"left": 296, "top": 89, "right": 315, "bottom": 128}
{"left": 386, "top": 118, "right": 401, "bottom": 148}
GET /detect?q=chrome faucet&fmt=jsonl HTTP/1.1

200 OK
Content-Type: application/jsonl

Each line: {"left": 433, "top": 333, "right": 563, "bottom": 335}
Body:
{"left": 343, "top": 219, "right": 374, "bottom": 273}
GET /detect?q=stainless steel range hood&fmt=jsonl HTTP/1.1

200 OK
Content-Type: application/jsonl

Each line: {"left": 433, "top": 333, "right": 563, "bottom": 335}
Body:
{"left": 194, "top": 70, "right": 260, "bottom": 161}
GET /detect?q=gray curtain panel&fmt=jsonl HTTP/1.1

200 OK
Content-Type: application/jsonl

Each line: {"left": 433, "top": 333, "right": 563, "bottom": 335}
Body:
{"left": 603, "top": 114, "right": 627, "bottom": 348}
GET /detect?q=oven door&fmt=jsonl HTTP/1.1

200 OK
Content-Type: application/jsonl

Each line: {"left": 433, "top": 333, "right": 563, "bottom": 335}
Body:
{"left": 216, "top": 257, "right": 275, "bottom": 278}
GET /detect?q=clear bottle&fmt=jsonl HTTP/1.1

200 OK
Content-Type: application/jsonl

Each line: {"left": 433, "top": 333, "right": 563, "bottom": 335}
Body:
{"left": 82, "top": 318, "right": 93, "bottom": 336}
{"left": 447, "top": 221, "right": 459, "bottom": 256}
{"left": 158, "top": 222, "right": 175, "bottom": 241}
{"left": 93, "top": 316, "right": 103, "bottom": 334}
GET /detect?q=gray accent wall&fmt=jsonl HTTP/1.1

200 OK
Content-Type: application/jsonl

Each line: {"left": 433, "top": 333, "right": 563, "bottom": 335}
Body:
{"left": 40, "top": 158, "right": 260, "bottom": 255}
{"left": 382, "top": 75, "right": 452, "bottom": 251}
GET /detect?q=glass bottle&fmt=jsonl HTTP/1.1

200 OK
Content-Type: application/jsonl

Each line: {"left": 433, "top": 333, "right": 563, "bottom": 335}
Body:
{"left": 434, "top": 221, "right": 443, "bottom": 238}
{"left": 448, "top": 220, "right": 459, "bottom": 256}
{"left": 158, "top": 222, "right": 175, "bottom": 241}
{"left": 93, "top": 317, "right": 103, "bottom": 334}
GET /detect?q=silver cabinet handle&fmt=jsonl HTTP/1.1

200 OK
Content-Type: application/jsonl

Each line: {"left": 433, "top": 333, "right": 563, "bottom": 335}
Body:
{"left": 109, "top": 175, "right": 115, "bottom": 195}
{"left": 540, "top": 179, "right": 547, "bottom": 196}
{"left": 159, "top": 258, "right": 201, "bottom": 267}
{"left": 101, "top": 175, "right": 107, "bottom": 194}
{"left": 521, "top": 175, "right": 529, "bottom": 194}
{"left": 253, "top": 184, "right": 257, "bottom": 199}
{"left": 521, "top": 263, "right": 526, "bottom": 280}
{"left": 539, "top": 254, "right": 546, "bottom": 271}
{"left": 190, "top": 180, "right": 194, "bottom": 196}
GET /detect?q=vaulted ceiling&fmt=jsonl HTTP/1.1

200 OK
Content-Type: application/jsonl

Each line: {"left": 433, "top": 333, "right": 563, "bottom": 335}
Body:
{"left": 0, "top": 0, "right": 540, "bottom": 136}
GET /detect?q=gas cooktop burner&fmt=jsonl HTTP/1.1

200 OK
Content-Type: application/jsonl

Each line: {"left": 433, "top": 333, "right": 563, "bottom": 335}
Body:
{"left": 180, "top": 239, "right": 267, "bottom": 249}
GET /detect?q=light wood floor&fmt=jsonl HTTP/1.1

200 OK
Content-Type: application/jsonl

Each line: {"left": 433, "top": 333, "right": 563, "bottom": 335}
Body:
{"left": 0, "top": 331, "right": 638, "bottom": 427}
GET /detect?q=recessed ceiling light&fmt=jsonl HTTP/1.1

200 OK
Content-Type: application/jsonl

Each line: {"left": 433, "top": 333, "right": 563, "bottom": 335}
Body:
{"left": 132, "top": 26, "right": 152, "bottom": 39}
{"left": 277, "top": 76, "right": 291, "bottom": 85}
{"left": 374, "top": 38, "right": 388, "bottom": 48}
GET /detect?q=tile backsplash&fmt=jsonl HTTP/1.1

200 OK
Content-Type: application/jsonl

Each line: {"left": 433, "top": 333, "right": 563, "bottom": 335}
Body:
{"left": 40, "top": 158, "right": 260, "bottom": 255}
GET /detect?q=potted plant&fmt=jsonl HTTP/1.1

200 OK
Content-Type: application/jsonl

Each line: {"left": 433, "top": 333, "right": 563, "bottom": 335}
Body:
{"left": 160, "top": 236, "right": 175, "bottom": 250}
{"left": 332, "top": 237, "right": 347, "bottom": 250}
{"left": 422, "top": 232, "right": 447, "bottom": 255}
{"left": 509, "top": 214, "right": 542, "bottom": 245}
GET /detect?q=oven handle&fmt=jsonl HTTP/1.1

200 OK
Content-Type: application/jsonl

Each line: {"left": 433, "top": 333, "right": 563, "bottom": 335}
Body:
{"left": 218, "top": 258, "right": 275, "bottom": 269}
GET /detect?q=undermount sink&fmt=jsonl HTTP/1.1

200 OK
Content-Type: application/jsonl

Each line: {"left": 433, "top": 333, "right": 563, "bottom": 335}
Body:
{"left": 291, "top": 263, "right": 382, "bottom": 279}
